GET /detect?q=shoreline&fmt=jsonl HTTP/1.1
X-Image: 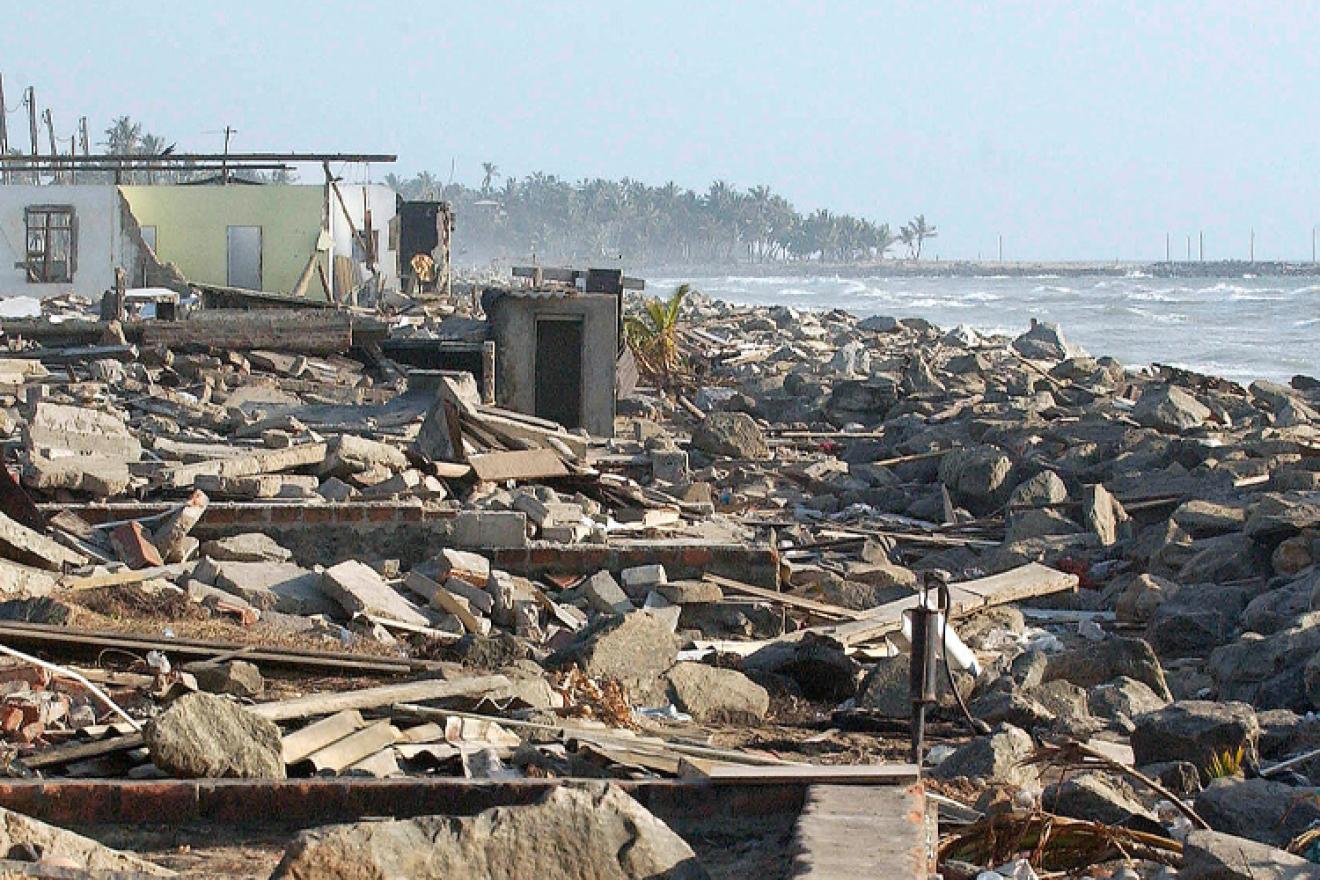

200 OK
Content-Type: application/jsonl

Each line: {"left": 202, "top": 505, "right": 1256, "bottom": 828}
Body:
{"left": 634, "top": 258, "right": 1320, "bottom": 280}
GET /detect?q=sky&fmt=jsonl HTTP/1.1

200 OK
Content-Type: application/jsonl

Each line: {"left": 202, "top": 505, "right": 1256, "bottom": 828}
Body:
{"left": 2, "top": 1, "right": 1317, "bottom": 261}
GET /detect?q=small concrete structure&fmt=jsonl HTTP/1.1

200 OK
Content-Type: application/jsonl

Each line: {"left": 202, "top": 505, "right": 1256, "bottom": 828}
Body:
{"left": 483, "top": 287, "right": 619, "bottom": 437}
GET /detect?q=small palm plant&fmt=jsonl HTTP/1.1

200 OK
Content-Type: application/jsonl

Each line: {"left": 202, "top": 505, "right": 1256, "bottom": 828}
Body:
{"left": 624, "top": 283, "right": 692, "bottom": 387}
{"left": 1206, "top": 745, "right": 1246, "bottom": 779}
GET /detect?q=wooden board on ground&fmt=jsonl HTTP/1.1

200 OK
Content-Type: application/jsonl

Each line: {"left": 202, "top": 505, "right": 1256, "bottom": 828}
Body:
{"left": 678, "top": 758, "right": 920, "bottom": 784}
{"left": 702, "top": 573, "right": 860, "bottom": 621}
{"left": 468, "top": 449, "right": 569, "bottom": 483}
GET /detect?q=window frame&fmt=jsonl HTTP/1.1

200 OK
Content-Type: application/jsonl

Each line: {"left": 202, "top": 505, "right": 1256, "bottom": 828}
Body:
{"left": 23, "top": 204, "right": 78, "bottom": 284}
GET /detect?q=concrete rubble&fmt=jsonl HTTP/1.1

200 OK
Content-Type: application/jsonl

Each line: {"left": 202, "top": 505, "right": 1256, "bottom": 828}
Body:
{"left": 0, "top": 280, "right": 1312, "bottom": 876}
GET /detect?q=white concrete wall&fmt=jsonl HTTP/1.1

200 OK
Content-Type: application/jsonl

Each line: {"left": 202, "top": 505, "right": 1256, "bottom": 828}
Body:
{"left": 332, "top": 184, "right": 400, "bottom": 292}
{"left": 0, "top": 185, "right": 135, "bottom": 300}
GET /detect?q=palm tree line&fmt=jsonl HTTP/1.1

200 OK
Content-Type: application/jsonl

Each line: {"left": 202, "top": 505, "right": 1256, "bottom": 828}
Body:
{"left": 385, "top": 164, "right": 937, "bottom": 266}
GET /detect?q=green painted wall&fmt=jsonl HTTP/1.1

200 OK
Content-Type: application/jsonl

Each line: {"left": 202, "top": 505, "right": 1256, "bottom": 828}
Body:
{"left": 119, "top": 185, "right": 326, "bottom": 298}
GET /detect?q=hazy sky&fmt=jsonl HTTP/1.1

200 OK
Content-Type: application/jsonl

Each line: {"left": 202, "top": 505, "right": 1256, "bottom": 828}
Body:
{"left": 4, "top": 2, "right": 1317, "bottom": 260}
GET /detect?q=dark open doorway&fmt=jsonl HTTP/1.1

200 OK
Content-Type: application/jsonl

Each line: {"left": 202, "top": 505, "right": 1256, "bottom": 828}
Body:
{"left": 535, "top": 318, "right": 584, "bottom": 429}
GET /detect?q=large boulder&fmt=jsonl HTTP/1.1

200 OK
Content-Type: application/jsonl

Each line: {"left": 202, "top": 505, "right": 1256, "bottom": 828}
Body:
{"left": 663, "top": 663, "right": 768, "bottom": 724}
{"left": 930, "top": 724, "right": 1039, "bottom": 787}
{"left": 270, "top": 784, "right": 708, "bottom": 880}
{"left": 1131, "top": 701, "right": 1259, "bottom": 782}
{"left": 547, "top": 612, "right": 682, "bottom": 705}
{"left": 743, "top": 634, "right": 862, "bottom": 702}
{"left": 1195, "top": 777, "right": 1320, "bottom": 848}
{"left": 1182, "top": 828, "right": 1320, "bottom": 880}
{"left": 144, "top": 692, "right": 284, "bottom": 779}
{"left": 856, "top": 655, "right": 972, "bottom": 719}
{"left": 938, "top": 445, "right": 1014, "bottom": 513}
{"left": 1043, "top": 772, "right": 1163, "bottom": 833}
{"left": 1012, "top": 320, "right": 1075, "bottom": 361}
{"left": 1044, "top": 637, "right": 1171, "bottom": 700}
{"left": 690, "top": 412, "right": 769, "bottom": 460}
{"left": 1134, "top": 384, "right": 1212, "bottom": 434}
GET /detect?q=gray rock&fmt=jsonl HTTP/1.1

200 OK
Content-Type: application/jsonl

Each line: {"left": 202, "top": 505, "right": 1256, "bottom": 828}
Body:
{"left": 1045, "top": 637, "right": 1172, "bottom": 700}
{"left": 1081, "top": 483, "right": 1127, "bottom": 546}
{"left": 144, "top": 692, "right": 284, "bottom": 779}
{"left": 1182, "top": 828, "right": 1320, "bottom": 880}
{"left": 930, "top": 724, "right": 1039, "bottom": 787}
{"left": 1180, "top": 533, "right": 1266, "bottom": 584}
{"left": 1131, "top": 700, "right": 1260, "bottom": 782}
{"left": 663, "top": 663, "right": 769, "bottom": 724}
{"left": 1134, "top": 384, "right": 1212, "bottom": 433}
{"left": 1139, "top": 760, "right": 1202, "bottom": 797}
{"left": 191, "top": 659, "right": 264, "bottom": 698}
{"left": 1088, "top": 676, "right": 1166, "bottom": 724}
{"left": 857, "top": 654, "right": 971, "bottom": 718}
{"left": 270, "top": 784, "right": 708, "bottom": 880}
{"left": 321, "top": 559, "right": 429, "bottom": 626}
{"left": 582, "top": 571, "right": 633, "bottom": 616}
{"left": 1008, "top": 470, "right": 1068, "bottom": 508}
{"left": 1012, "top": 320, "right": 1075, "bottom": 361}
{"left": 1146, "top": 584, "right": 1249, "bottom": 658}
{"left": 1195, "top": 777, "right": 1320, "bottom": 848}
{"left": 690, "top": 412, "right": 770, "bottom": 460}
{"left": 969, "top": 689, "right": 1054, "bottom": 732}
{"left": 1115, "top": 573, "right": 1178, "bottom": 625}
{"left": 547, "top": 612, "right": 682, "bottom": 705}
{"left": 1043, "top": 772, "right": 1163, "bottom": 833}
{"left": 744, "top": 634, "right": 862, "bottom": 701}
{"left": 1005, "top": 508, "right": 1081, "bottom": 543}
{"left": 938, "top": 444, "right": 1014, "bottom": 513}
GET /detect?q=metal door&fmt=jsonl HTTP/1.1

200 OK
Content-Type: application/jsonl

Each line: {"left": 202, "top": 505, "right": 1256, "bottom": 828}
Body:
{"left": 226, "top": 225, "right": 262, "bottom": 290}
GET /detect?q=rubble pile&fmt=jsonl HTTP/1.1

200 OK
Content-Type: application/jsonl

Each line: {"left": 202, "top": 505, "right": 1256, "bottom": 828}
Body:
{"left": 0, "top": 283, "right": 1312, "bottom": 876}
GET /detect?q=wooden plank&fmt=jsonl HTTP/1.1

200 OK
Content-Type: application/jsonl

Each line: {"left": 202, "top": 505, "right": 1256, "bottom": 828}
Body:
{"left": 0, "top": 621, "right": 427, "bottom": 675}
{"left": 155, "top": 443, "right": 327, "bottom": 490}
{"left": 60, "top": 562, "right": 191, "bottom": 590}
{"left": 678, "top": 760, "right": 919, "bottom": 784}
{"left": 249, "top": 674, "right": 510, "bottom": 723}
{"left": 468, "top": 449, "right": 569, "bottom": 483}
{"left": 23, "top": 733, "right": 143, "bottom": 769}
{"left": 702, "top": 574, "right": 860, "bottom": 621}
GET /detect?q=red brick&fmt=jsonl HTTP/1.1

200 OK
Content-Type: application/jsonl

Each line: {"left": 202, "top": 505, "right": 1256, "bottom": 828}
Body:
{"left": 109, "top": 522, "right": 163, "bottom": 569}
{"left": 270, "top": 506, "right": 302, "bottom": 524}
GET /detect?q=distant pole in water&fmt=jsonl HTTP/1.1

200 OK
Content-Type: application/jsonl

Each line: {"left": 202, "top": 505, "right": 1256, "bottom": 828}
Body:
{"left": 1199, "top": 230, "right": 1204, "bottom": 262}
{"left": 1186, "top": 234, "right": 1191, "bottom": 261}
{"left": 1165, "top": 232, "right": 1170, "bottom": 263}
{"left": 997, "top": 234, "right": 1003, "bottom": 262}
{"left": 1250, "top": 228, "right": 1254, "bottom": 263}
{"left": 1312, "top": 226, "right": 1316, "bottom": 264}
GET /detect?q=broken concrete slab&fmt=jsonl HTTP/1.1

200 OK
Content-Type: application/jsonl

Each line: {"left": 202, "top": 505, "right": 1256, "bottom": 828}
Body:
{"left": 193, "top": 559, "right": 336, "bottom": 617}
{"left": 24, "top": 402, "right": 141, "bottom": 460}
{"left": 321, "top": 560, "right": 430, "bottom": 627}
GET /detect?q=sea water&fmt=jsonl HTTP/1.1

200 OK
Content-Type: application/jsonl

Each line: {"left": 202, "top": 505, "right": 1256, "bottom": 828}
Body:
{"left": 651, "top": 273, "right": 1320, "bottom": 385}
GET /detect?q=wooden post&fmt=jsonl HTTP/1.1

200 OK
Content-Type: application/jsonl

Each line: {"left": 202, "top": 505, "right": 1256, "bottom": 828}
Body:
{"left": 113, "top": 268, "right": 126, "bottom": 322}
{"left": 482, "top": 340, "right": 496, "bottom": 405}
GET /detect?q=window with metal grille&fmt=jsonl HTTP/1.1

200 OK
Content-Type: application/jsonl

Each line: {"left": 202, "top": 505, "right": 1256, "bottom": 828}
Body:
{"left": 23, "top": 206, "right": 76, "bottom": 283}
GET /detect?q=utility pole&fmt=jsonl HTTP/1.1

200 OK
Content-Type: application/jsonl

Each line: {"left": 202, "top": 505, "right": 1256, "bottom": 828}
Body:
{"left": 1186, "top": 234, "right": 1191, "bottom": 261}
{"left": 997, "top": 233, "right": 1003, "bottom": 262}
{"left": 25, "top": 88, "right": 37, "bottom": 162}
{"left": 0, "top": 74, "right": 8, "bottom": 184}
{"left": 1199, "top": 230, "right": 1204, "bottom": 262}
{"left": 78, "top": 117, "right": 89, "bottom": 155}
{"left": 221, "top": 125, "right": 235, "bottom": 185}
{"left": 1249, "top": 228, "right": 1254, "bottom": 263}
{"left": 42, "top": 109, "right": 58, "bottom": 183}
{"left": 1313, "top": 225, "right": 1316, "bottom": 264}
{"left": 1165, "top": 232, "right": 1170, "bottom": 263}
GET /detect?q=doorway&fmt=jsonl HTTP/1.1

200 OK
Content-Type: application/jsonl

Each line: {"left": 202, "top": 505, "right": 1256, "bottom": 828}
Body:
{"left": 534, "top": 317, "right": 584, "bottom": 429}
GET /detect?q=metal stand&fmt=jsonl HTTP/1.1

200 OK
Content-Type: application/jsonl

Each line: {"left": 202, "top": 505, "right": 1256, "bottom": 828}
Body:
{"left": 908, "top": 571, "right": 947, "bottom": 766}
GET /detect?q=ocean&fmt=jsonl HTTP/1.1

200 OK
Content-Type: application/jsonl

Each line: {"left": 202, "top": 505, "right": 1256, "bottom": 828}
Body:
{"left": 650, "top": 272, "right": 1320, "bottom": 385}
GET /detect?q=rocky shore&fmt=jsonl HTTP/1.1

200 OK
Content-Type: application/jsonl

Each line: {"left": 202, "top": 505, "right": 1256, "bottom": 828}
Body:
{"left": 636, "top": 289, "right": 1320, "bottom": 876}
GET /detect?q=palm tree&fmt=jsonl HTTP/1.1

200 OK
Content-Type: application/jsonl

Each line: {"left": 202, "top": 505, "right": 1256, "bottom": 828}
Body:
{"left": 874, "top": 223, "right": 898, "bottom": 260}
{"left": 481, "top": 162, "right": 500, "bottom": 194}
{"left": 624, "top": 284, "right": 692, "bottom": 386}
{"left": 102, "top": 116, "right": 142, "bottom": 154}
{"left": 906, "top": 214, "right": 937, "bottom": 259}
